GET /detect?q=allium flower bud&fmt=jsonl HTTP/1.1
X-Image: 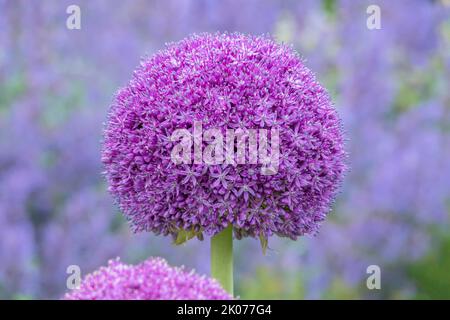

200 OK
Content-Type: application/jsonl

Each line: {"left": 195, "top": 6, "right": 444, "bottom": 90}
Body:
{"left": 102, "top": 33, "right": 346, "bottom": 245}
{"left": 64, "top": 257, "right": 232, "bottom": 300}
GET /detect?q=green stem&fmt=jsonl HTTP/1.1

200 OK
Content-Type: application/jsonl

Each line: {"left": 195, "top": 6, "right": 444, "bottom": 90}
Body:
{"left": 211, "top": 225, "right": 233, "bottom": 295}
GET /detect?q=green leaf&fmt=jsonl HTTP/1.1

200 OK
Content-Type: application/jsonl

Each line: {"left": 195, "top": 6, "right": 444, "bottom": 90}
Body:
{"left": 173, "top": 229, "right": 188, "bottom": 245}
{"left": 173, "top": 227, "right": 200, "bottom": 245}
{"left": 259, "top": 234, "right": 268, "bottom": 255}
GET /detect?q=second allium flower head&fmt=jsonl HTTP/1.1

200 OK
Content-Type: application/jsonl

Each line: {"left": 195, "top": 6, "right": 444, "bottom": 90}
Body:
{"left": 64, "top": 257, "right": 232, "bottom": 300}
{"left": 102, "top": 32, "right": 346, "bottom": 244}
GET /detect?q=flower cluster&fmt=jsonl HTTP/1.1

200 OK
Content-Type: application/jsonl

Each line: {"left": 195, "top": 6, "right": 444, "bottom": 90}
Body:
{"left": 64, "top": 257, "right": 232, "bottom": 300}
{"left": 102, "top": 33, "right": 346, "bottom": 242}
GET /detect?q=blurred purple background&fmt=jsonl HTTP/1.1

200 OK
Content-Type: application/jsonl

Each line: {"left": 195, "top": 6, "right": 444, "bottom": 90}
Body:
{"left": 1, "top": 0, "right": 450, "bottom": 299}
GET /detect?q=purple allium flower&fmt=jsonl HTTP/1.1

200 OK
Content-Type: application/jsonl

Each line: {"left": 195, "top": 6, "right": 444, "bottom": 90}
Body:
{"left": 102, "top": 33, "right": 346, "bottom": 243}
{"left": 64, "top": 257, "right": 232, "bottom": 300}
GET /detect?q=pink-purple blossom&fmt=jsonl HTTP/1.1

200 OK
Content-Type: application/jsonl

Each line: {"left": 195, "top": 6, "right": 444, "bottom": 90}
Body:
{"left": 102, "top": 33, "right": 346, "bottom": 242}
{"left": 64, "top": 257, "right": 232, "bottom": 300}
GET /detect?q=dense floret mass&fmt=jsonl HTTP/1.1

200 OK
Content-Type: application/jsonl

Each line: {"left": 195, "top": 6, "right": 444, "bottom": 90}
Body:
{"left": 64, "top": 257, "right": 232, "bottom": 300}
{"left": 102, "top": 33, "right": 346, "bottom": 242}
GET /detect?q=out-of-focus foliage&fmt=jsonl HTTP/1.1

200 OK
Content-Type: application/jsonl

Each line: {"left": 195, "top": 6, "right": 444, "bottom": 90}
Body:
{"left": 408, "top": 231, "right": 450, "bottom": 299}
{"left": 237, "top": 267, "right": 305, "bottom": 300}
{"left": 1, "top": 0, "right": 450, "bottom": 299}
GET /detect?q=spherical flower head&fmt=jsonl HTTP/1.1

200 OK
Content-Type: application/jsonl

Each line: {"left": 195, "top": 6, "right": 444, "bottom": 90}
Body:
{"left": 102, "top": 32, "right": 346, "bottom": 245}
{"left": 64, "top": 257, "right": 232, "bottom": 300}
